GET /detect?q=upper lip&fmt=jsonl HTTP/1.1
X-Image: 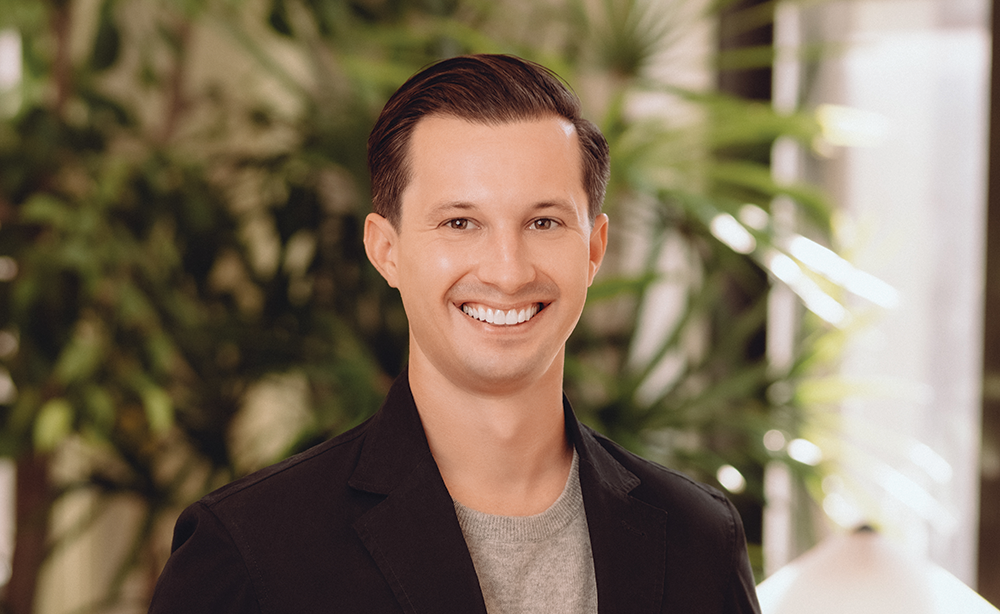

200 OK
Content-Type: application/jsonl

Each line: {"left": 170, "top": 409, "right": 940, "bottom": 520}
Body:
{"left": 458, "top": 300, "right": 545, "bottom": 311}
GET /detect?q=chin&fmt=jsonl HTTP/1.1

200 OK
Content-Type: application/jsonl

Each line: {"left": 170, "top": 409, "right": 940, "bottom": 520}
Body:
{"left": 455, "top": 355, "right": 556, "bottom": 395}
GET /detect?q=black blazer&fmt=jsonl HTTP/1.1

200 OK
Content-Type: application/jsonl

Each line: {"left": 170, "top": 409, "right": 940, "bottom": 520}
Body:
{"left": 149, "top": 372, "right": 761, "bottom": 613}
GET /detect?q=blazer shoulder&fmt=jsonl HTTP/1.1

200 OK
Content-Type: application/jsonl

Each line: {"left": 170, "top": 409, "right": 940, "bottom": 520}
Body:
{"left": 200, "top": 417, "right": 373, "bottom": 509}
{"left": 585, "top": 425, "right": 737, "bottom": 526}
{"left": 578, "top": 423, "right": 761, "bottom": 613}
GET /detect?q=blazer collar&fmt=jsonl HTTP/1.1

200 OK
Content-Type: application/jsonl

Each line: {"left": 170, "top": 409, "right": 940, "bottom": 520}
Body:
{"left": 349, "top": 370, "right": 488, "bottom": 614}
{"left": 348, "top": 371, "right": 667, "bottom": 614}
{"left": 567, "top": 399, "right": 669, "bottom": 614}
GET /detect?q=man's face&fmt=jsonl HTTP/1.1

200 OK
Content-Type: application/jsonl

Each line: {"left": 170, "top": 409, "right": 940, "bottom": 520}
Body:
{"left": 365, "top": 115, "right": 608, "bottom": 395}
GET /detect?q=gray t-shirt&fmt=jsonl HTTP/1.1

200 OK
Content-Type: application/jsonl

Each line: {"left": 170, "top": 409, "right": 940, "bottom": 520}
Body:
{"left": 453, "top": 451, "right": 599, "bottom": 614}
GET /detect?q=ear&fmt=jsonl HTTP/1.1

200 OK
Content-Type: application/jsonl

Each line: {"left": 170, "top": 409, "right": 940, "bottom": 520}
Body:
{"left": 587, "top": 213, "right": 609, "bottom": 286}
{"left": 364, "top": 213, "right": 401, "bottom": 288}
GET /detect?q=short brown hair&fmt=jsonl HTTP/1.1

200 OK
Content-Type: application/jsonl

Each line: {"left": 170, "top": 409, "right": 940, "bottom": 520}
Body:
{"left": 367, "top": 54, "right": 610, "bottom": 229}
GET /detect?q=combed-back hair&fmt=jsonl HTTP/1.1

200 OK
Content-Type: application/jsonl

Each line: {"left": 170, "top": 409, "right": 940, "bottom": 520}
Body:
{"left": 367, "top": 54, "right": 610, "bottom": 229}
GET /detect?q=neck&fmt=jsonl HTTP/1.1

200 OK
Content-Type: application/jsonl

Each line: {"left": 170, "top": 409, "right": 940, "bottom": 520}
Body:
{"left": 408, "top": 354, "right": 573, "bottom": 516}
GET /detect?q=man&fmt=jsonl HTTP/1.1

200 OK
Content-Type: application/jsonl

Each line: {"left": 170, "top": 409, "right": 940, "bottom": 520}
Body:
{"left": 148, "top": 54, "right": 761, "bottom": 614}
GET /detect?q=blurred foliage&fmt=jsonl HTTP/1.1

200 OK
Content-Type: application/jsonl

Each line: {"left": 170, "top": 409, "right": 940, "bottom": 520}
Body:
{"left": 0, "top": 0, "right": 838, "bottom": 609}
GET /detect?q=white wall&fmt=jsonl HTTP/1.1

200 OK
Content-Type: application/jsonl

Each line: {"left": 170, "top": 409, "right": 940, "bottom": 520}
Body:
{"left": 788, "top": 0, "right": 989, "bottom": 585}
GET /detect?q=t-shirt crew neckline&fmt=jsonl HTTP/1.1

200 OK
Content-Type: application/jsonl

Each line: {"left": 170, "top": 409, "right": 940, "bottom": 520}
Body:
{"left": 452, "top": 449, "right": 583, "bottom": 542}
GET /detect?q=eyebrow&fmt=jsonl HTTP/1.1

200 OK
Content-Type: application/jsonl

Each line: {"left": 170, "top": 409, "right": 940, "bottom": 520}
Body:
{"left": 531, "top": 200, "right": 578, "bottom": 218}
{"left": 424, "top": 201, "right": 476, "bottom": 224}
{"left": 430, "top": 201, "right": 476, "bottom": 214}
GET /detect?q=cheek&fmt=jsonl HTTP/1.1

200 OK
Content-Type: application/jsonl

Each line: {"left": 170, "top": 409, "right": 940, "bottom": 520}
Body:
{"left": 431, "top": 250, "right": 463, "bottom": 274}
{"left": 538, "top": 242, "right": 591, "bottom": 282}
{"left": 399, "top": 242, "right": 465, "bottom": 298}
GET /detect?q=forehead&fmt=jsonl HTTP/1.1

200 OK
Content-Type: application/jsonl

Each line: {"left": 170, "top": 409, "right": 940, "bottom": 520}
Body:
{"left": 401, "top": 115, "right": 585, "bottom": 219}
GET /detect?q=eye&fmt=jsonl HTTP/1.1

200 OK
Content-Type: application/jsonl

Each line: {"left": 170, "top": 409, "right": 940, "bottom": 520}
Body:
{"left": 529, "top": 218, "right": 557, "bottom": 230}
{"left": 444, "top": 218, "right": 473, "bottom": 230}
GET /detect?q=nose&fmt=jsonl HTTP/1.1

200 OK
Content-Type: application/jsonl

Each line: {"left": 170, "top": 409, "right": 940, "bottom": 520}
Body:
{"left": 475, "top": 227, "right": 536, "bottom": 293}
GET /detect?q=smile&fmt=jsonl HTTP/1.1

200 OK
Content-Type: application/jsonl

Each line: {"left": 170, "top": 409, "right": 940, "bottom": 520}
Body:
{"left": 461, "top": 303, "right": 542, "bottom": 326}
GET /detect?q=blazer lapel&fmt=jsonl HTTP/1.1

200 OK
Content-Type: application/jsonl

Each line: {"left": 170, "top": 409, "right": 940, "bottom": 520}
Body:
{"left": 570, "top": 403, "right": 668, "bottom": 614}
{"left": 348, "top": 373, "right": 488, "bottom": 614}
{"left": 347, "top": 375, "right": 667, "bottom": 614}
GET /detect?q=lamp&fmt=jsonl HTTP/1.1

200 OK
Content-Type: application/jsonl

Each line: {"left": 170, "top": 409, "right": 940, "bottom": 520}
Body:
{"left": 756, "top": 526, "right": 999, "bottom": 613}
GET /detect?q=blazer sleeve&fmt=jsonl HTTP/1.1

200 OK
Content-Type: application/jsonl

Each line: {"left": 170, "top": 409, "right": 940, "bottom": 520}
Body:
{"left": 725, "top": 497, "right": 763, "bottom": 614}
{"left": 148, "top": 502, "right": 262, "bottom": 614}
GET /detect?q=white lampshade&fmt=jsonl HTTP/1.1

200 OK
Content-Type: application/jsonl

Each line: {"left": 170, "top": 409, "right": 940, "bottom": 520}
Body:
{"left": 756, "top": 527, "right": 999, "bottom": 614}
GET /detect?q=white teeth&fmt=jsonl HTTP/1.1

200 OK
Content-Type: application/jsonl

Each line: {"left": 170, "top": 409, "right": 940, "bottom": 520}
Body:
{"left": 462, "top": 303, "right": 540, "bottom": 326}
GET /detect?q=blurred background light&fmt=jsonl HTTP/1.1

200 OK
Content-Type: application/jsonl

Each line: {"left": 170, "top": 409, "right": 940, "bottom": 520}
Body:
{"left": 738, "top": 204, "right": 770, "bottom": 231}
{"left": 908, "top": 442, "right": 954, "bottom": 485}
{"left": 787, "top": 438, "right": 823, "bottom": 466}
{"left": 787, "top": 235, "right": 900, "bottom": 308}
{"left": 763, "top": 429, "right": 787, "bottom": 452}
{"left": 815, "top": 103, "right": 890, "bottom": 148}
{"left": 710, "top": 213, "right": 757, "bottom": 254}
{"left": 0, "top": 30, "right": 20, "bottom": 88}
{"left": 0, "top": 29, "right": 21, "bottom": 117}
{"left": 0, "top": 257, "right": 18, "bottom": 282}
{"left": 717, "top": 464, "right": 747, "bottom": 494}
{"left": 0, "top": 331, "right": 18, "bottom": 358}
{"left": 765, "top": 251, "right": 850, "bottom": 327}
